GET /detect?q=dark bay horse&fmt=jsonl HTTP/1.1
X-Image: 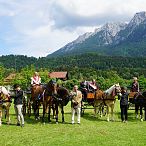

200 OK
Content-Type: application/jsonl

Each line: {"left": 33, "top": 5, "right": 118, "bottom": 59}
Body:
{"left": 42, "top": 80, "right": 70, "bottom": 124}
{"left": 31, "top": 85, "right": 45, "bottom": 120}
{"left": 42, "top": 80, "right": 57, "bottom": 123}
{"left": 133, "top": 91, "right": 146, "bottom": 121}
{"left": 53, "top": 86, "right": 70, "bottom": 123}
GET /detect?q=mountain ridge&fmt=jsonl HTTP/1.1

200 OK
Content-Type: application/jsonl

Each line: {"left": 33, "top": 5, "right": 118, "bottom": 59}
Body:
{"left": 48, "top": 11, "right": 146, "bottom": 57}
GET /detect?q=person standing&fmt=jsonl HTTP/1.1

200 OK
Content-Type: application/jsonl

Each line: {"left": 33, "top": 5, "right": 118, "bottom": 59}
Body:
{"left": 13, "top": 84, "right": 24, "bottom": 127}
{"left": 118, "top": 87, "right": 129, "bottom": 123}
{"left": 71, "top": 85, "right": 82, "bottom": 124}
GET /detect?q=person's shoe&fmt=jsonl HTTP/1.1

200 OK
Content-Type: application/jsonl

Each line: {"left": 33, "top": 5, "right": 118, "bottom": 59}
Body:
{"left": 125, "top": 120, "right": 128, "bottom": 123}
{"left": 21, "top": 124, "right": 24, "bottom": 127}
{"left": 16, "top": 123, "right": 20, "bottom": 126}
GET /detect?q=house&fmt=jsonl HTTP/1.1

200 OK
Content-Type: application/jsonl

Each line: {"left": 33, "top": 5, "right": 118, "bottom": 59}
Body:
{"left": 48, "top": 71, "right": 68, "bottom": 81}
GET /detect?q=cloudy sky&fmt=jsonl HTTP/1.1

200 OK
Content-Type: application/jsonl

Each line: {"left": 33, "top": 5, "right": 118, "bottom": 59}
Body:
{"left": 0, "top": 0, "right": 146, "bottom": 57}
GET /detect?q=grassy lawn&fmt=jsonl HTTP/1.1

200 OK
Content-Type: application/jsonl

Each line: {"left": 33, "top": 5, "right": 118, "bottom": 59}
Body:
{"left": 0, "top": 100, "right": 146, "bottom": 146}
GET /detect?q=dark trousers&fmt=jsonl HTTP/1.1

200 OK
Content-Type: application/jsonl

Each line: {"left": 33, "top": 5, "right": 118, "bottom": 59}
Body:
{"left": 120, "top": 105, "right": 128, "bottom": 121}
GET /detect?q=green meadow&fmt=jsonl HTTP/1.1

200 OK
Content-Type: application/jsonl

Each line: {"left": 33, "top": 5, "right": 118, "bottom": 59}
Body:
{"left": 0, "top": 101, "right": 146, "bottom": 146}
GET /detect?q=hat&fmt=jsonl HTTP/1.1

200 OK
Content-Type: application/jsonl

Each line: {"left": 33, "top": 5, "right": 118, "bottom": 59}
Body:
{"left": 13, "top": 84, "right": 20, "bottom": 89}
{"left": 133, "top": 77, "right": 138, "bottom": 80}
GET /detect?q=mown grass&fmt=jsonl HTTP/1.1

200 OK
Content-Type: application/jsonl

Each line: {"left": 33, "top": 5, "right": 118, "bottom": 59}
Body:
{"left": 0, "top": 101, "right": 146, "bottom": 146}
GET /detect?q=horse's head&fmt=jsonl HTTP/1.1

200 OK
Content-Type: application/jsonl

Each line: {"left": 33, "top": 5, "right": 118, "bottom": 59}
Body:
{"left": 105, "top": 83, "right": 121, "bottom": 97}
{"left": 114, "top": 83, "right": 121, "bottom": 95}
{"left": 47, "top": 80, "right": 57, "bottom": 95}
{"left": 0, "top": 86, "right": 10, "bottom": 101}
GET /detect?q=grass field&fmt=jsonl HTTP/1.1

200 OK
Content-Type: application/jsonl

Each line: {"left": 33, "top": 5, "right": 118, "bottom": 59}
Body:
{"left": 0, "top": 100, "right": 146, "bottom": 146}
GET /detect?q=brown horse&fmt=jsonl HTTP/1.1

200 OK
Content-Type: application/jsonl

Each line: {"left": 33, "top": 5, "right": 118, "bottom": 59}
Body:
{"left": 53, "top": 86, "right": 70, "bottom": 123}
{"left": 129, "top": 91, "right": 146, "bottom": 121}
{"left": 42, "top": 80, "right": 71, "bottom": 124}
{"left": 31, "top": 85, "right": 45, "bottom": 120}
{"left": 94, "top": 84, "right": 121, "bottom": 121}
{"left": 0, "top": 86, "right": 11, "bottom": 126}
{"left": 42, "top": 80, "right": 57, "bottom": 123}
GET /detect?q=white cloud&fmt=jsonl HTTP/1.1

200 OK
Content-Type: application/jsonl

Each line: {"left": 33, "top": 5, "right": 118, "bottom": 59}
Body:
{"left": 0, "top": 0, "right": 146, "bottom": 57}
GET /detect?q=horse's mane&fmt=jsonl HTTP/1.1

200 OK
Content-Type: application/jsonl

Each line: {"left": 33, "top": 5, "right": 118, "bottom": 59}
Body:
{"left": 104, "top": 85, "right": 115, "bottom": 95}
{"left": 0, "top": 86, "right": 9, "bottom": 95}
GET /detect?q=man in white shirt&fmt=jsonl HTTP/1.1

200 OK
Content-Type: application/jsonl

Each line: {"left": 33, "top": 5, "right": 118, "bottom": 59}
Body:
{"left": 71, "top": 85, "right": 82, "bottom": 124}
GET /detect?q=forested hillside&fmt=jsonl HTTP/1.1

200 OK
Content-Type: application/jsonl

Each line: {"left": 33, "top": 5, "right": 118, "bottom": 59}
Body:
{"left": 1, "top": 53, "right": 146, "bottom": 90}
{"left": 1, "top": 53, "right": 146, "bottom": 78}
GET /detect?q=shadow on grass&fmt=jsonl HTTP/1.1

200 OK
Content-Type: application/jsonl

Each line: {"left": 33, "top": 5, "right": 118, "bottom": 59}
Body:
{"left": 81, "top": 112, "right": 107, "bottom": 122}
{"left": 23, "top": 112, "right": 73, "bottom": 125}
{"left": 115, "top": 112, "right": 136, "bottom": 122}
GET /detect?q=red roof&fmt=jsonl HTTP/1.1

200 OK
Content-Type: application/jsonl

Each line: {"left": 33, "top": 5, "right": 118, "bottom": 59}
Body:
{"left": 48, "top": 72, "right": 68, "bottom": 79}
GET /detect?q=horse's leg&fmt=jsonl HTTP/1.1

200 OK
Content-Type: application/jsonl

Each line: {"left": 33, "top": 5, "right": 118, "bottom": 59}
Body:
{"left": 106, "top": 105, "right": 109, "bottom": 122}
{"left": 140, "top": 105, "right": 143, "bottom": 121}
{"left": 42, "top": 102, "right": 46, "bottom": 123}
{"left": 6, "top": 105, "right": 11, "bottom": 125}
{"left": 94, "top": 101, "right": 97, "bottom": 117}
{"left": 34, "top": 102, "right": 37, "bottom": 120}
{"left": 55, "top": 103, "right": 59, "bottom": 124}
{"left": 111, "top": 104, "right": 115, "bottom": 121}
{"left": 34, "top": 101, "right": 38, "bottom": 120}
{"left": 135, "top": 104, "right": 139, "bottom": 119}
{"left": 52, "top": 104, "right": 56, "bottom": 119}
{"left": 0, "top": 106, "right": 2, "bottom": 126}
{"left": 48, "top": 103, "right": 51, "bottom": 123}
{"left": 37, "top": 101, "right": 40, "bottom": 120}
{"left": 145, "top": 106, "right": 146, "bottom": 121}
{"left": 100, "top": 103, "right": 104, "bottom": 117}
{"left": 61, "top": 105, "right": 65, "bottom": 123}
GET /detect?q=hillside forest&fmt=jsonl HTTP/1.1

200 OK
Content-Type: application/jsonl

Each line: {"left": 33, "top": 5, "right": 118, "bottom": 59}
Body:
{"left": 1, "top": 53, "right": 146, "bottom": 91}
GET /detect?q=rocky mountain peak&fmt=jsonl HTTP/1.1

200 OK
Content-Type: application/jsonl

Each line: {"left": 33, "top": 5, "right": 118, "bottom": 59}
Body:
{"left": 49, "top": 11, "right": 146, "bottom": 57}
{"left": 129, "top": 11, "right": 146, "bottom": 27}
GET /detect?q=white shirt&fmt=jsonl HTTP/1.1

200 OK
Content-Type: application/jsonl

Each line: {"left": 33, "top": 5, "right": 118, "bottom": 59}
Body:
{"left": 31, "top": 76, "right": 41, "bottom": 85}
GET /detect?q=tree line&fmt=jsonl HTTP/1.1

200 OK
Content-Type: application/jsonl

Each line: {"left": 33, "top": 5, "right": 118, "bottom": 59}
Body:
{"left": 0, "top": 53, "right": 146, "bottom": 90}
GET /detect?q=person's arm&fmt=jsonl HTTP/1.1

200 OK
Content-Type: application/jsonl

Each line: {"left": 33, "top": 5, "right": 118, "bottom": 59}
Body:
{"left": 137, "top": 83, "right": 140, "bottom": 92}
{"left": 38, "top": 77, "right": 41, "bottom": 84}
{"left": 31, "top": 77, "right": 35, "bottom": 85}
{"left": 76, "top": 91, "right": 82, "bottom": 104}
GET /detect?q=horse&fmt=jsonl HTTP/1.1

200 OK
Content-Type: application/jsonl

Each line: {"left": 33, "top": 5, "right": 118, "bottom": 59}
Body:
{"left": 53, "top": 86, "right": 70, "bottom": 123}
{"left": 42, "top": 80, "right": 57, "bottom": 123}
{"left": 42, "top": 80, "right": 71, "bottom": 124}
{"left": 132, "top": 91, "right": 146, "bottom": 121}
{"left": 31, "top": 84, "right": 45, "bottom": 120}
{"left": 0, "top": 86, "right": 11, "bottom": 126}
{"left": 94, "top": 83, "right": 121, "bottom": 121}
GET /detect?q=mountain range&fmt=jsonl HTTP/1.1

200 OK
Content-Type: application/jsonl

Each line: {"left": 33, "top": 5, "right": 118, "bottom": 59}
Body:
{"left": 48, "top": 11, "right": 146, "bottom": 57}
